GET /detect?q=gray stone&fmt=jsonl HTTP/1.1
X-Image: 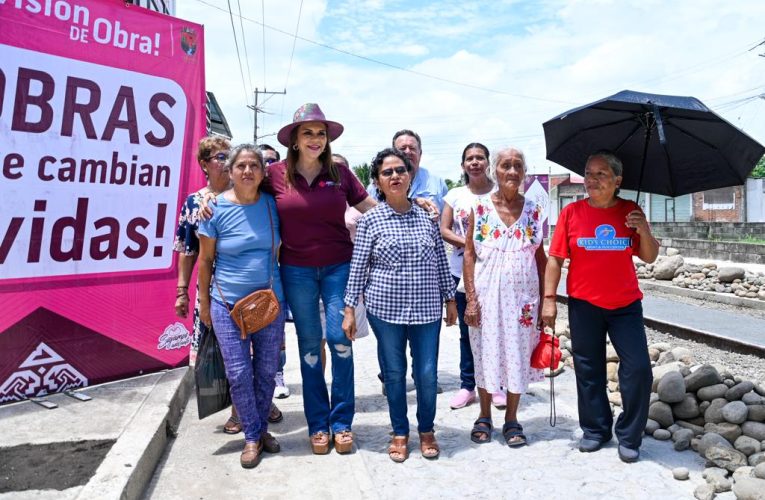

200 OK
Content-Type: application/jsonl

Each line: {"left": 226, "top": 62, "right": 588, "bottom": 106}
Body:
{"left": 670, "top": 346, "right": 694, "bottom": 364}
{"left": 693, "top": 484, "right": 715, "bottom": 500}
{"left": 648, "top": 347, "right": 660, "bottom": 362}
{"left": 743, "top": 393, "right": 765, "bottom": 405}
{"left": 705, "top": 398, "right": 729, "bottom": 424}
{"left": 645, "top": 418, "right": 660, "bottom": 434}
{"left": 657, "top": 351, "right": 676, "bottom": 365}
{"left": 698, "top": 384, "right": 729, "bottom": 401}
{"left": 606, "top": 345, "right": 619, "bottom": 362}
{"left": 725, "top": 378, "right": 737, "bottom": 387}
{"left": 649, "top": 401, "right": 674, "bottom": 428}
{"left": 686, "top": 364, "right": 722, "bottom": 392}
{"left": 649, "top": 342, "right": 672, "bottom": 352}
{"left": 754, "top": 383, "right": 765, "bottom": 397}
{"left": 606, "top": 362, "right": 618, "bottom": 382}
{"left": 723, "top": 401, "right": 749, "bottom": 424}
{"left": 681, "top": 365, "right": 692, "bottom": 377}
{"left": 653, "top": 428, "right": 671, "bottom": 440}
{"left": 732, "top": 477, "right": 765, "bottom": 500}
{"left": 736, "top": 436, "right": 763, "bottom": 456}
{"left": 652, "top": 362, "right": 685, "bottom": 391}
{"left": 698, "top": 433, "right": 734, "bottom": 456}
{"left": 751, "top": 452, "right": 765, "bottom": 467}
{"left": 718, "top": 266, "right": 746, "bottom": 282}
{"left": 704, "top": 422, "right": 742, "bottom": 443}
{"left": 743, "top": 422, "right": 765, "bottom": 441}
{"left": 673, "top": 467, "right": 689, "bottom": 480}
{"left": 667, "top": 423, "right": 681, "bottom": 434}
{"left": 755, "top": 463, "right": 765, "bottom": 479}
{"left": 666, "top": 247, "right": 680, "bottom": 257}
{"left": 607, "top": 380, "right": 619, "bottom": 392}
{"left": 750, "top": 406, "right": 765, "bottom": 422}
{"left": 676, "top": 420, "right": 706, "bottom": 436}
{"left": 703, "top": 467, "right": 731, "bottom": 493}
{"left": 733, "top": 466, "right": 755, "bottom": 481}
{"left": 727, "top": 381, "right": 755, "bottom": 401}
{"left": 692, "top": 437, "right": 701, "bottom": 451}
{"left": 650, "top": 392, "right": 659, "bottom": 406}
{"left": 700, "top": 401, "right": 711, "bottom": 413}
{"left": 673, "top": 428, "right": 694, "bottom": 451}
{"left": 705, "top": 445, "right": 748, "bottom": 471}
{"left": 658, "top": 371, "right": 687, "bottom": 403}
{"left": 654, "top": 255, "right": 684, "bottom": 280}
{"left": 673, "top": 394, "right": 701, "bottom": 419}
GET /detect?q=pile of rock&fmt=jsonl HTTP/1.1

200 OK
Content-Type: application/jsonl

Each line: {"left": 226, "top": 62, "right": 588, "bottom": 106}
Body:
{"left": 549, "top": 321, "right": 765, "bottom": 498}
{"left": 635, "top": 251, "right": 765, "bottom": 300}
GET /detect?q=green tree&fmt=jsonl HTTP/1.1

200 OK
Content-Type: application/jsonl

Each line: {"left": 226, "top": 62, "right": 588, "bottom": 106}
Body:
{"left": 750, "top": 154, "right": 765, "bottom": 178}
{"left": 352, "top": 163, "right": 370, "bottom": 188}
{"left": 445, "top": 177, "right": 465, "bottom": 190}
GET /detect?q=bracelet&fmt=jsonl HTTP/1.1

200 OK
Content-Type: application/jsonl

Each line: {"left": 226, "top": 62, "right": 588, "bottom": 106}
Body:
{"left": 177, "top": 285, "right": 188, "bottom": 290}
{"left": 543, "top": 294, "right": 557, "bottom": 299}
{"left": 176, "top": 291, "right": 189, "bottom": 298}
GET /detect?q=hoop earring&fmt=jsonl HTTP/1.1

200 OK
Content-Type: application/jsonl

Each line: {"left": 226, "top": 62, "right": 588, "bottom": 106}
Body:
{"left": 292, "top": 144, "right": 299, "bottom": 151}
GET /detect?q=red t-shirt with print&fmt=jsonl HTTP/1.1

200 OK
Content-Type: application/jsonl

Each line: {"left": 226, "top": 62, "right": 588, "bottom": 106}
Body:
{"left": 549, "top": 198, "right": 643, "bottom": 309}
{"left": 264, "top": 160, "right": 368, "bottom": 267}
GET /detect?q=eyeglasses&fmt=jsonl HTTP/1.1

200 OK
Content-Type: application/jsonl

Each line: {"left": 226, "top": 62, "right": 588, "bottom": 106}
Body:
{"left": 379, "top": 166, "right": 408, "bottom": 177}
{"left": 264, "top": 158, "right": 278, "bottom": 165}
{"left": 206, "top": 152, "right": 228, "bottom": 162}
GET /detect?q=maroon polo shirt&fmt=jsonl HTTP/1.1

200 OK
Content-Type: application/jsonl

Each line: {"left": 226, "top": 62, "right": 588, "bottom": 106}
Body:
{"left": 264, "top": 160, "right": 368, "bottom": 267}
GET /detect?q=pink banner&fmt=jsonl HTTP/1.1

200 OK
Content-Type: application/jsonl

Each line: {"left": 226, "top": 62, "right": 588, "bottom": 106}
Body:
{"left": 0, "top": 0, "right": 206, "bottom": 402}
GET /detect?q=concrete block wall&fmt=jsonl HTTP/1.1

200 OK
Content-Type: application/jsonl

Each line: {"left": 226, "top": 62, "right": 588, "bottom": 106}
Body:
{"left": 659, "top": 237, "right": 765, "bottom": 264}
{"left": 652, "top": 222, "right": 765, "bottom": 241}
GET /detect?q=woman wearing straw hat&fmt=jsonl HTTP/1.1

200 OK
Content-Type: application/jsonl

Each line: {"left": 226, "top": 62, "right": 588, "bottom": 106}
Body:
{"left": 270, "top": 103, "right": 377, "bottom": 454}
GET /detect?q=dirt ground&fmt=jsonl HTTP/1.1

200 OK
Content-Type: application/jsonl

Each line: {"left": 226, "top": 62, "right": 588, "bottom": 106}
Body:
{"left": 0, "top": 439, "right": 114, "bottom": 493}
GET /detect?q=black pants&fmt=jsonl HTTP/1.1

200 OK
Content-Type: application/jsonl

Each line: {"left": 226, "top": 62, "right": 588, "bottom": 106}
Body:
{"left": 568, "top": 298, "right": 652, "bottom": 450}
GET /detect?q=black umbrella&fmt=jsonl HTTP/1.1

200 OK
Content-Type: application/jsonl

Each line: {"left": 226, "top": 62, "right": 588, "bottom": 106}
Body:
{"left": 543, "top": 90, "right": 765, "bottom": 199}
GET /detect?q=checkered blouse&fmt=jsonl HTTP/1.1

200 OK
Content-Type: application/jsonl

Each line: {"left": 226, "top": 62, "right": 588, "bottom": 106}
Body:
{"left": 344, "top": 202, "right": 456, "bottom": 324}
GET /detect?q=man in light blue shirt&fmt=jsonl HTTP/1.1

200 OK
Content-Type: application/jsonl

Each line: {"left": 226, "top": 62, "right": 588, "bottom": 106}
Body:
{"left": 367, "top": 129, "right": 448, "bottom": 212}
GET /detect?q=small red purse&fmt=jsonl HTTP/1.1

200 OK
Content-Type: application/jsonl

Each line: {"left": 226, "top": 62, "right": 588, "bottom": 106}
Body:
{"left": 530, "top": 330, "right": 561, "bottom": 370}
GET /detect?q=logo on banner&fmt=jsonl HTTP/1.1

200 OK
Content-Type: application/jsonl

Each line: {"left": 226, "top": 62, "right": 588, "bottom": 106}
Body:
{"left": 0, "top": 342, "right": 88, "bottom": 403}
{"left": 157, "top": 322, "right": 191, "bottom": 351}
{"left": 180, "top": 27, "right": 197, "bottom": 55}
{"left": 577, "top": 224, "right": 630, "bottom": 251}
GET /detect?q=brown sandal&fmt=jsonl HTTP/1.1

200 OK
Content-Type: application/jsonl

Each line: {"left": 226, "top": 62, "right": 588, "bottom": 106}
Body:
{"left": 419, "top": 431, "right": 440, "bottom": 459}
{"left": 310, "top": 431, "right": 330, "bottom": 455}
{"left": 240, "top": 440, "right": 263, "bottom": 469}
{"left": 261, "top": 432, "right": 281, "bottom": 453}
{"left": 388, "top": 435, "right": 409, "bottom": 463}
{"left": 334, "top": 430, "right": 354, "bottom": 454}
{"left": 223, "top": 415, "right": 242, "bottom": 434}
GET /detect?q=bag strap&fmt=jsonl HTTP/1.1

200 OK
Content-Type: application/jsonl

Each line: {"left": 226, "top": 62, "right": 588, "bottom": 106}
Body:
{"left": 212, "top": 195, "right": 276, "bottom": 309}
{"left": 548, "top": 326, "right": 557, "bottom": 427}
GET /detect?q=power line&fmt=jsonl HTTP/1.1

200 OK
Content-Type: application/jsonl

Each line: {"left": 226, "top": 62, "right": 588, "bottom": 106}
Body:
{"left": 236, "top": 0, "right": 254, "bottom": 94}
{"left": 281, "top": 0, "right": 304, "bottom": 121}
{"left": 191, "top": 0, "right": 577, "bottom": 105}
{"left": 225, "top": 0, "right": 251, "bottom": 114}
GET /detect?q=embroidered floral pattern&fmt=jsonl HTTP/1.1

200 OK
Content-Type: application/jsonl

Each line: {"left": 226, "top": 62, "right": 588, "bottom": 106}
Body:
{"left": 519, "top": 303, "right": 534, "bottom": 327}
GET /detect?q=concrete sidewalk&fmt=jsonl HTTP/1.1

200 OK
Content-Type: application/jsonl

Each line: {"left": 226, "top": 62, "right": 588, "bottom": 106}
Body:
{"left": 143, "top": 321, "right": 705, "bottom": 500}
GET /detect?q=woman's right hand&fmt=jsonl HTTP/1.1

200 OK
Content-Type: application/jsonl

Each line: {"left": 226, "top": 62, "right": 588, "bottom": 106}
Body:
{"left": 342, "top": 307, "right": 357, "bottom": 341}
{"left": 175, "top": 294, "right": 189, "bottom": 318}
{"left": 199, "top": 302, "right": 212, "bottom": 328}
{"left": 541, "top": 298, "right": 557, "bottom": 329}
{"left": 464, "top": 298, "right": 481, "bottom": 327}
{"left": 198, "top": 191, "right": 218, "bottom": 220}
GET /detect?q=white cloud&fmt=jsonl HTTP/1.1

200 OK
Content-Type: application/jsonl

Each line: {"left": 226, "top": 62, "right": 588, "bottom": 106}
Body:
{"left": 177, "top": 0, "right": 765, "bottom": 182}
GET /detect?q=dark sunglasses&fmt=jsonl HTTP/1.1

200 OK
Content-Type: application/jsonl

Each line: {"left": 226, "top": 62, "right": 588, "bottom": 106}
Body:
{"left": 206, "top": 152, "right": 228, "bottom": 162}
{"left": 264, "top": 158, "right": 278, "bottom": 165}
{"left": 379, "top": 166, "right": 408, "bottom": 177}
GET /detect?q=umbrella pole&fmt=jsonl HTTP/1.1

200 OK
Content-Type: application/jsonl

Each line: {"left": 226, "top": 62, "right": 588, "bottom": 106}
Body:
{"left": 634, "top": 113, "right": 654, "bottom": 208}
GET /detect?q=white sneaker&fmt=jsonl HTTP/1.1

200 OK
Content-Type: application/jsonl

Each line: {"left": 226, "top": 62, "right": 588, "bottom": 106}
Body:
{"left": 274, "top": 371, "right": 290, "bottom": 398}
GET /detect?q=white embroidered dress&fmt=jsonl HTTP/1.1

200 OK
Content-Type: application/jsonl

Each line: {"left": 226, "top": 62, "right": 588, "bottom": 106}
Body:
{"left": 469, "top": 196, "right": 544, "bottom": 393}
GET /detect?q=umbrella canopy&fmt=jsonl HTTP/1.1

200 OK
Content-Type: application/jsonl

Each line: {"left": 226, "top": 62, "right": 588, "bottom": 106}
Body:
{"left": 543, "top": 90, "right": 765, "bottom": 198}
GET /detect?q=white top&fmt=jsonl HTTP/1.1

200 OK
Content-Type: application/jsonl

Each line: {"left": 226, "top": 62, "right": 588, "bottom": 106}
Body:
{"left": 443, "top": 185, "right": 493, "bottom": 277}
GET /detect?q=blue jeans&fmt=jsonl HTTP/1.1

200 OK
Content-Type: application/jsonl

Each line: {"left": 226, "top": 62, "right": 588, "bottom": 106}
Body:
{"left": 453, "top": 275, "right": 475, "bottom": 391}
{"left": 368, "top": 312, "right": 440, "bottom": 436}
{"left": 568, "top": 298, "right": 652, "bottom": 450}
{"left": 280, "top": 262, "right": 354, "bottom": 435}
{"left": 210, "top": 299, "right": 285, "bottom": 443}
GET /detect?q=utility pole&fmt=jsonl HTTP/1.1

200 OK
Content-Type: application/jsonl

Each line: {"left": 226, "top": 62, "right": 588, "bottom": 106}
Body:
{"left": 248, "top": 88, "right": 286, "bottom": 145}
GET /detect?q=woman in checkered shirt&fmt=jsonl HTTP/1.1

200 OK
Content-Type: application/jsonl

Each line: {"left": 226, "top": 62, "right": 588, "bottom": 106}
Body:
{"left": 342, "top": 148, "right": 457, "bottom": 463}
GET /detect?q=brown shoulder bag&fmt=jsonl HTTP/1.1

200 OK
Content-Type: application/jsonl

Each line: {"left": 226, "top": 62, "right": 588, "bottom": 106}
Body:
{"left": 214, "top": 198, "right": 280, "bottom": 339}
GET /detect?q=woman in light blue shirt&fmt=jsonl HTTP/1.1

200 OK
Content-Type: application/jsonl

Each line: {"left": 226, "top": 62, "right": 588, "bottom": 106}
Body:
{"left": 198, "top": 144, "right": 285, "bottom": 469}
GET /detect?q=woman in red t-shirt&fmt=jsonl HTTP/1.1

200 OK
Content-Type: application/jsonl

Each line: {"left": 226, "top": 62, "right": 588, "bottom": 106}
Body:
{"left": 541, "top": 150, "right": 659, "bottom": 463}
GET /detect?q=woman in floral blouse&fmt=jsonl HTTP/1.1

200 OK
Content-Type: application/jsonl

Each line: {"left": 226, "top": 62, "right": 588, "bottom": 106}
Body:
{"left": 462, "top": 147, "right": 547, "bottom": 447}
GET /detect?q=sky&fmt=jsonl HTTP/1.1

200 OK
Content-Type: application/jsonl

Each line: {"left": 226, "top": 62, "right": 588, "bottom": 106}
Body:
{"left": 176, "top": 0, "right": 765, "bottom": 182}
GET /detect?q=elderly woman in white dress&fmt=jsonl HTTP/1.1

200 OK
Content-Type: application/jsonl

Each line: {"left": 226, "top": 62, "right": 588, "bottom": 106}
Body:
{"left": 462, "top": 147, "right": 547, "bottom": 447}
